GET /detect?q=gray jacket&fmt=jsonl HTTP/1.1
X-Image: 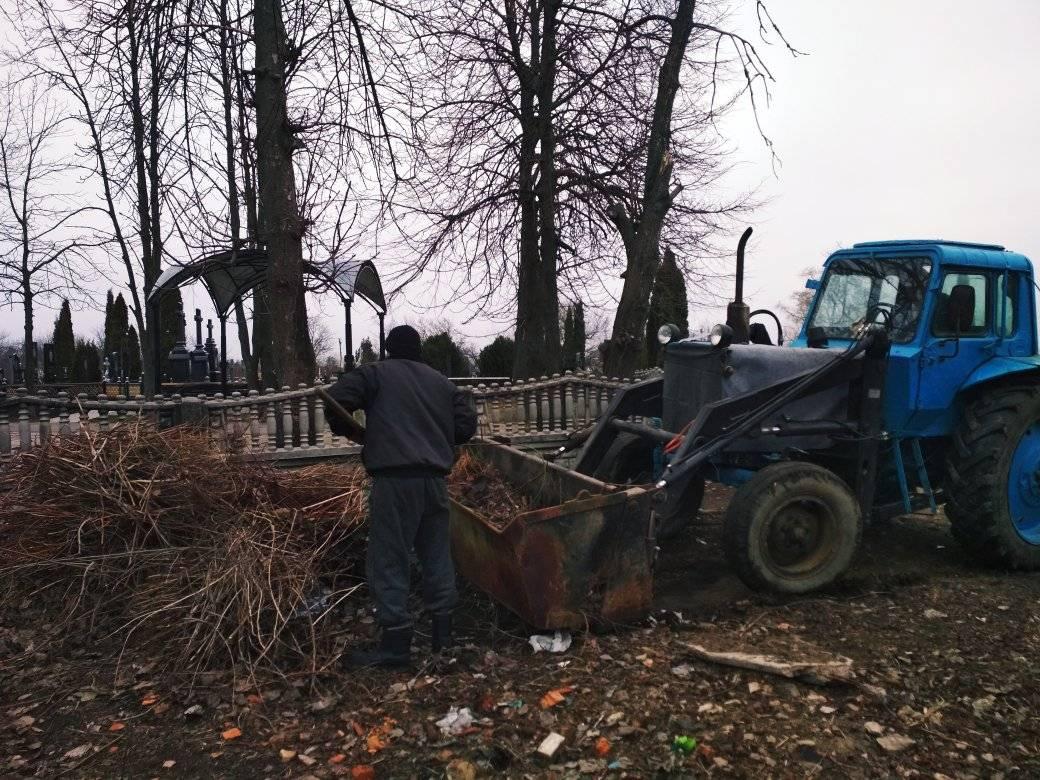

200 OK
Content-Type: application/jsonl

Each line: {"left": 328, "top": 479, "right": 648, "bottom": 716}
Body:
{"left": 325, "top": 359, "right": 478, "bottom": 476}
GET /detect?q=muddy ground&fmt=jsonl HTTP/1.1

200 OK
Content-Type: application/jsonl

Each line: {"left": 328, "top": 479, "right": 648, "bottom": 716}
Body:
{"left": 2, "top": 484, "right": 1039, "bottom": 778}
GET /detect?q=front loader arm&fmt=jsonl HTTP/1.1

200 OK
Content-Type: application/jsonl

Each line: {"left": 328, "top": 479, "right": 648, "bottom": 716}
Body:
{"left": 573, "top": 376, "right": 664, "bottom": 477}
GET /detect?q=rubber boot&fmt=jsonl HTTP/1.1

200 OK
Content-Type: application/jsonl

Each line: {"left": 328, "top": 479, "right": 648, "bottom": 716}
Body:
{"left": 345, "top": 626, "right": 412, "bottom": 669}
{"left": 431, "top": 612, "right": 453, "bottom": 653}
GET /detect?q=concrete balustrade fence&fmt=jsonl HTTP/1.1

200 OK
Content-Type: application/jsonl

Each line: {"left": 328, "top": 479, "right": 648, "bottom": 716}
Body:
{"left": 0, "top": 371, "right": 651, "bottom": 466}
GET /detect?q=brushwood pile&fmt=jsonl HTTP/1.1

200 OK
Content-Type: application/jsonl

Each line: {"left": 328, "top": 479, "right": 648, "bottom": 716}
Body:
{"left": 0, "top": 424, "right": 525, "bottom": 676}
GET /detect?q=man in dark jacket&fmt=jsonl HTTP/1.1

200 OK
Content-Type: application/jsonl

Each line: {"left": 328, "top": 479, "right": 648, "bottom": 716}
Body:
{"left": 325, "top": 325, "right": 478, "bottom": 668}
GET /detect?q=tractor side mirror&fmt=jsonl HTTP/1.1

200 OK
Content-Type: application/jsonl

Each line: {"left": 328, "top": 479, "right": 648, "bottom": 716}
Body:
{"left": 948, "top": 284, "right": 976, "bottom": 334}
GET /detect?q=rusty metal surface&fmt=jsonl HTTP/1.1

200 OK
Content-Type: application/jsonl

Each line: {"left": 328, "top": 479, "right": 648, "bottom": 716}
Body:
{"left": 449, "top": 441, "right": 655, "bottom": 630}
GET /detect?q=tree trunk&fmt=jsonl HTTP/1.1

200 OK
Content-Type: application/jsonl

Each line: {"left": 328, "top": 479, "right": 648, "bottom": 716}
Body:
{"left": 535, "top": 0, "right": 562, "bottom": 373}
{"left": 251, "top": 286, "right": 277, "bottom": 388}
{"left": 142, "top": 13, "right": 166, "bottom": 394}
{"left": 234, "top": 299, "right": 257, "bottom": 387}
{"left": 218, "top": 0, "right": 256, "bottom": 388}
{"left": 21, "top": 279, "right": 35, "bottom": 390}
{"left": 602, "top": 0, "right": 697, "bottom": 379}
{"left": 512, "top": 0, "right": 561, "bottom": 379}
{"left": 254, "top": 0, "right": 311, "bottom": 387}
{"left": 123, "top": 8, "right": 157, "bottom": 393}
{"left": 512, "top": 94, "right": 544, "bottom": 379}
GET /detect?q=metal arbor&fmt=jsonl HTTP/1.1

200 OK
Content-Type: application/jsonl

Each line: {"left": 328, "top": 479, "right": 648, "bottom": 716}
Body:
{"left": 146, "top": 248, "right": 387, "bottom": 395}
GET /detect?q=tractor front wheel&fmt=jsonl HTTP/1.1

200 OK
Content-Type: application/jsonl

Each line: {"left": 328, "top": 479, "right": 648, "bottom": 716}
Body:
{"left": 945, "top": 385, "right": 1040, "bottom": 569}
{"left": 723, "top": 461, "right": 862, "bottom": 594}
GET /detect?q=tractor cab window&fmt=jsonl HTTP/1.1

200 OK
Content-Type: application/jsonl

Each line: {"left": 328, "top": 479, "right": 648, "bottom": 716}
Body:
{"left": 808, "top": 257, "right": 931, "bottom": 342}
{"left": 931, "top": 272, "right": 989, "bottom": 337}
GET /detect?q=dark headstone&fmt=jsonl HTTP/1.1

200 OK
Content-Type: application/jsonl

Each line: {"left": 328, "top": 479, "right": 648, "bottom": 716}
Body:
{"left": 190, "top": 308, "right": 209, "bottom": 381}
{"left": 167, "top": 300, "right": 191, "bottom": 382}
{"left": 11, "top": 353, "right": 23, "bottom": 385}
{"left": 43, "top": 343, "right": 55, "bottom": 382}
{"left": 205, "top": 319, "right": 218, "bottom": 381}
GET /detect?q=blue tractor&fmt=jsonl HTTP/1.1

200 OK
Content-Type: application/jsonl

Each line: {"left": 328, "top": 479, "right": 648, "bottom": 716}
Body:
{"left": 572, "top": 230, "right": 1040, "bottom": 593}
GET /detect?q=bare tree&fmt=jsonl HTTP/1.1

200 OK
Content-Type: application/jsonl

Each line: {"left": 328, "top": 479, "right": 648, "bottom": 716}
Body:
{"left": 601, "top": 0, "right": 795, "bottom": 377}
{"left": 0, "top": 79, "right": 96, "bottom": 389}
{"left": 777, "top": 266, "right": 817, "bottom": 339}
{"left": 8, "top": 0, "right": 191, "bottom": 392}
{"left": 398, "top": 0, "right": 763, "bottom": 378}
{"left": 158, "top": 0, "right": 407, "bottom": 387}
{"left": 401, "top": 0, "right": 644, "bottom": 377}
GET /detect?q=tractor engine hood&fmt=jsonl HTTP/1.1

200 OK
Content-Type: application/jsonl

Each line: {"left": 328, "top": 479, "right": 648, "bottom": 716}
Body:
{"left": 662, "top": 341, "right": 848, "bottom": 452}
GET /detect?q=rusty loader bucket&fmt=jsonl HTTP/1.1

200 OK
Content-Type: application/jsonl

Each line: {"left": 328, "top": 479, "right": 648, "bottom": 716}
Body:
{"left": 449, "top": 441, "right": 655, "bottom": 630}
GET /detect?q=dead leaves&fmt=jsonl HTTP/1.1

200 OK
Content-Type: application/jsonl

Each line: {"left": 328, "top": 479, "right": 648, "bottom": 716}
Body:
{"left": 876, "top": 734, "right": 916, "bottom": 753}
{"left": 365, "top": 732, "right": 386, "bottom": 754}
{"left": 8, "top": 715, "right": 35, "bottom": 731}
{"left": 365, "top": 717, "right": 397, "bottom": 754}
{"left": 539, "top": 685, "right": 575, "bottom": 709}
{"left": 63, "top": 744, "right": 91, "bottom": 760}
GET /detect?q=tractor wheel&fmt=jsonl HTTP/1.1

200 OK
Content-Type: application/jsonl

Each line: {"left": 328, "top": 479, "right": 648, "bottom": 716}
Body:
{"left": 945, "top": 385, "right": 1040, "bottom": 569}
{"left": 723, "top": 461, "right": 862, "bottom": 594}
{"left": 655, "top": 476, "right": 705, "bottom": 540}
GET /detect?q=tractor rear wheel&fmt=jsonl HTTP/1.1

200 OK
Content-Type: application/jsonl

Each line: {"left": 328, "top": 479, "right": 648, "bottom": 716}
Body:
{"left": 945, "top": 385, "right": 1040, "bottom": 569}
{"left": 723, "top": 461, "right": 862, "bottom": 594}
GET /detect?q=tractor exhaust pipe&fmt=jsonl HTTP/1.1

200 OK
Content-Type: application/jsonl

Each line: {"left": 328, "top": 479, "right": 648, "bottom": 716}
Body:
{"left": 726, "top": 227, "right": 753, "bottom": 344}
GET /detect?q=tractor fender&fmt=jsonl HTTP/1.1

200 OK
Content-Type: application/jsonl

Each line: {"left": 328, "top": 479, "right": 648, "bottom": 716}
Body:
{"left": 961, "top": 356, "right": 1040, "bottom": 394}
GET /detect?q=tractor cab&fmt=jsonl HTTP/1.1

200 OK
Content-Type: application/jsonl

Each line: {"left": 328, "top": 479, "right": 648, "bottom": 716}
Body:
{"left": 791, "top": 241, "right": 1040, "bottom": 438}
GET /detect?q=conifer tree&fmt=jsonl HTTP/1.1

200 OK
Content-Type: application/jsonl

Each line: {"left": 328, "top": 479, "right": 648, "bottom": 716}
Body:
{"left": 104, "top": 292, "right": 129, "bottom": 361}
{"left": 644, "top": 249, "right": 689, "bottom": 366}
{"left": 562, "top": 307, "right": 576, "bottom": 371}
{"left": 125, "top": 325, "right": 142, "bottom": 379}
{"left": 159, "top": 288, "right": 186, "bottom": 360}
{"left": 477, "top": 336, "right": 515, "bottom": 377}
{"left": 574, "top": 302, "right": 587, "bottom": 369}
{"left": 72, "top": 340, "right": 102, "bottom": 381}
{"left": 51, "top": 299, "right": 76, "bottom": 380}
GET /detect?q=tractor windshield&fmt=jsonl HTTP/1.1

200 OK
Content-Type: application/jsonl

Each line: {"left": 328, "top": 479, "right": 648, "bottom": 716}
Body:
{"left": 809, "top": 257, "right": 932, "bottom": 342}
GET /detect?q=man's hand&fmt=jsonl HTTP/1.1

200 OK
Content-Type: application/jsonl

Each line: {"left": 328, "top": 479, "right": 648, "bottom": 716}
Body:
{"left": 317, "top": 386, "right": 366, "bottom": 444}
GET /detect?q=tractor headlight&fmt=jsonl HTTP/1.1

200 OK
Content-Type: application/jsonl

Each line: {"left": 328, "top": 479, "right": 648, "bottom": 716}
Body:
{"left": 657, "top": 323, "right": 681, "bottom": 345}
{"left": 709, "top": 323, "right": 734, "bottom": 349}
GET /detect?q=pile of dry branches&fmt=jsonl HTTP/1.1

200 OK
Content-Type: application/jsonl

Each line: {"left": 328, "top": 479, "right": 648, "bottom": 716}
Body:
{"left": 449, "top": 450, "right": 530, "bottom": 527}
{"left": 0, "top": 422, "right": 368, "bottom": 676}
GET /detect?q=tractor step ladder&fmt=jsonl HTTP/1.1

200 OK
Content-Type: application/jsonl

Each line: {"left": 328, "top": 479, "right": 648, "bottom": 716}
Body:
{"left": 891, "top": 437, "right": 937, "bottom": 514}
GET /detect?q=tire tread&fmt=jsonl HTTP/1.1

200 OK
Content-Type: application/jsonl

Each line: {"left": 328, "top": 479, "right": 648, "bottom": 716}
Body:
{"left": 945, "top": 383, "right": 1040, "bottom": 569}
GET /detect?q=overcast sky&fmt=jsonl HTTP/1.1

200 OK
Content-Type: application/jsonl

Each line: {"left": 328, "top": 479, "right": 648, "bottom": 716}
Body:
{"left": 725, "top": 0, "right": 1040, "bottom": 320}
{"left": 2, "top": 0, "right": 1039, "bottom": 359}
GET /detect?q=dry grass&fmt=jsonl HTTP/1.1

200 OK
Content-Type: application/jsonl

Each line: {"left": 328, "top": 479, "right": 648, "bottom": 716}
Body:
{"left": 0, "top": 421, "right": 368, "bottom": 677}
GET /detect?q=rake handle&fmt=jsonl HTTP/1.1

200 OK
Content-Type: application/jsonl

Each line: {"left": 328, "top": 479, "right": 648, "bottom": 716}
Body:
{"left": 316, "top": 387, "right": 366, "bottom": 445}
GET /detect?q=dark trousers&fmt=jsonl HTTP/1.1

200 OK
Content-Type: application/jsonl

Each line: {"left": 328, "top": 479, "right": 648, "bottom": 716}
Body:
{"left": 366, "top": 474, "right": 457, "bottom": 628}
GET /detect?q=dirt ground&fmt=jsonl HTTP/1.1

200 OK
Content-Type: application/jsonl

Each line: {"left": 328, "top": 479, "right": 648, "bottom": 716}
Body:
{"left": 2, "top": 483, "right": 1039, "bottom": 779}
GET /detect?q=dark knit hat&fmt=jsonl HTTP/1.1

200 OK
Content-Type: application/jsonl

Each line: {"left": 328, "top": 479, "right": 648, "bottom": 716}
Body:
{"left": 385, "top": 325, "right": 422, "bottom": 361}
